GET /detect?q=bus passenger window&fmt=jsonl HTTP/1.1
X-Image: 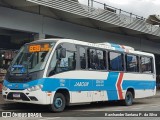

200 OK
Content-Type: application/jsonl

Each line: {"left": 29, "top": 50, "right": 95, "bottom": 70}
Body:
{"left": 96, "top": 50, "right": 106, "bottom": 70}
{"left": 79, "top": 47, "right": 86, "bottom": 69}
{"left": 88, "top": 49, "right": 106, "bottom": 70}
{"left": 126, "top": 54, "right": 139, "bottom": 72}
{"left": 88, "top": 49, "right": 97, "bottom": 70}
{"left": 109, "top": 52, "right": 124, "bottom": 71}
{"left": 141, "top": 57, "right": 153, "bottom": 73}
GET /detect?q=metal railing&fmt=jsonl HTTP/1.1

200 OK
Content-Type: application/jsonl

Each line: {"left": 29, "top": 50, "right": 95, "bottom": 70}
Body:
{"left": 88, "top": 0, "right": 145, "bottom": 20}
{"left": 26, "top": 0, "right": 160, "bottom": 36}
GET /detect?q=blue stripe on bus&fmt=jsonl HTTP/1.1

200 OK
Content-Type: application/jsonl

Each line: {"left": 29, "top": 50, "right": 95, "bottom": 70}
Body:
{"left": 122, "top": 80, "right": 156, "bottom": 90}
{"left": 3, "top": 78, "right": 155, "bottom": 92}
{"left": 3, "top": 74, "right": 155, "bottom": 101}
{"left": 109, "top": 43, "right": 124, "bottom": 52}
{"left": 106, "top": 72, "right": 119, "bottom": 100}
{"left": 114, "top": 47, "right": 124, "bottom": 52}
{"left": 110, "top": 43, "right": 121, "bottom": 48}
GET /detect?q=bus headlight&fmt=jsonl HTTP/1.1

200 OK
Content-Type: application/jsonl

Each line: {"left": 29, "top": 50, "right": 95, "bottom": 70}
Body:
{"left": 27, "top": 85, "right": 43, "bottom": 92}
{"left": 34, "top": 85, "right": 43, "bottom": 90}
{"left": 27, "top": 88, "right": 31, "bottom": 92}
{"left": 31, "top": 87, "right": 35, "bottom": 91}
{"left": 2, "top": 85, "right": 8, "bottom": 91}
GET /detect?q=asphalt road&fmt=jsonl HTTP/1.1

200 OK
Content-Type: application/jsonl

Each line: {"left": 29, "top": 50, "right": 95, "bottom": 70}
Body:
{"left": 0, "top": 91, "right": 160, "bottom": 120}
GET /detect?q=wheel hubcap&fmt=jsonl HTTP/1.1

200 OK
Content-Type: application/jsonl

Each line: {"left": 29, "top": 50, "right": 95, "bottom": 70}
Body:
{"left": 54, "top": 98, "right": 63, "bottom": 108}
{"left": 126, "top": 94, "right": 132, "bottom": 104}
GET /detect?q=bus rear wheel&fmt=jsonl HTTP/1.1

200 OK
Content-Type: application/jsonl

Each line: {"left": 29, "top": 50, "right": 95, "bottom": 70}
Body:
{"left": 123, "top": 91, "right": 133, "bottom": 106}
{"left": 49, "top": 93, "right": 66, "bottom": 112}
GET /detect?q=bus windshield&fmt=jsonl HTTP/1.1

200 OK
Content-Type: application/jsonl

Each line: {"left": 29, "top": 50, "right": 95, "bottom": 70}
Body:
{"left": 10, "top": 42, "right": 55, "bottom": 74}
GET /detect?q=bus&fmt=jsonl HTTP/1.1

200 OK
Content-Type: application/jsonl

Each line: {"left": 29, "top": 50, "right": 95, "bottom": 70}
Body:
{"left": 2, "top": 39, "right": 156, "bottom": 112}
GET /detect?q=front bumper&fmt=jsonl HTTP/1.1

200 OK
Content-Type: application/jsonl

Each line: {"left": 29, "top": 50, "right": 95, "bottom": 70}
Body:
{"left": 2, "top": 88, "right": 55, "bottom": 105}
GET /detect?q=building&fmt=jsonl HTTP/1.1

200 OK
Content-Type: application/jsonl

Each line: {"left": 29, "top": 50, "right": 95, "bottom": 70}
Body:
{"left": 0, "top": 0, "right": 160, "bottom": 75}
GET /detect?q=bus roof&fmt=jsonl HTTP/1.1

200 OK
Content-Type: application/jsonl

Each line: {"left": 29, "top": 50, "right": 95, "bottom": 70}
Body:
{"left": 32, "top": 38, "right": 154, "bottom": 57}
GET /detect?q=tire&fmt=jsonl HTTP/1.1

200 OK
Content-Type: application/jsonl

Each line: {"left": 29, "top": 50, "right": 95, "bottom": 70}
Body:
{"left": 122, "top": 91, "right": 133, "bottom": 106}
{"left": 49, "top": 93, "right": 66, "bottom": 112}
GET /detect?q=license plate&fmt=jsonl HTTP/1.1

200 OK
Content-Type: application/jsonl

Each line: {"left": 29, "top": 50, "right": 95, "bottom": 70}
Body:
{"left": 13, "top": 93, "right": 20, "bottom": 98}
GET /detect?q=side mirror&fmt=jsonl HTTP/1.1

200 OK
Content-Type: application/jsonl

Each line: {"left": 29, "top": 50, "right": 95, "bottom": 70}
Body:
{"left": 57, "top": 48, "right": 66, "bottom": 59}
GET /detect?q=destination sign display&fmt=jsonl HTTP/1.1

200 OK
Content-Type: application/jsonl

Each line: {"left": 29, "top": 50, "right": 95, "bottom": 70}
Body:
{"left": 28, "top": 43, "right": 50, "bottom": 52}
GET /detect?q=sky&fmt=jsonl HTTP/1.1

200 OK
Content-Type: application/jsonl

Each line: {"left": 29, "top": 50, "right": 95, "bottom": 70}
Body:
{"left": 78, "top": 0, "right": 160, "bottom": 18}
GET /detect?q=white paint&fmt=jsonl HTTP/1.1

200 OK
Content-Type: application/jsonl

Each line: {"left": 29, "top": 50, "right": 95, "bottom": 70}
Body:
{"left": 2, "top": 89, "right": 54, "bottom": 105}
{"left": 51, "top": 71, "right": 108, "bottom": 80}
{"left": 134, "top": 89, "right": 155, "bottom": 98}
{"left": 123, "top": 73, "right": 155, "bottom": 81}
{"left": 92, "top": 91, "right": 108, "bottom": 102}
{"left": 74, "top": 82, "right": 89, "bottom": 87}
{"left": 70, "top": 90, "right": 108, "bottom": 103}
{"left": 71, "top": 91, "right": 92, "bottom": 103}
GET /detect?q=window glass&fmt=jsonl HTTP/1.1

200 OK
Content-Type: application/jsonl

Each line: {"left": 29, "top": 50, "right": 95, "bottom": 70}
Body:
{"left": 141, "top": 57, "right": 153, "bottom": 73}
{"left": 88, "top": 49, "right": 97, "bottom": 70}
{"left": 96, "top": 50, "right": 106, "bottom": 70}
{"left": 109, "top": 52, "right": 124, "bottom": 71}
{"left": 88, "top": 49, "right": 106, "bottom": 70}
{"left": 79, "top": 47, "right": 86, "bottom": 69}
{"left": 10, "top": 42, "right": 55, "bottom": 74}
{"left": 48, "top": 43, "right": 77, "bottom": 76}
{"left": 126, "top": 54, "right": 139, "bottom": 72}
{"left": 58, "top": 51, "right": 76, "bottom": 71}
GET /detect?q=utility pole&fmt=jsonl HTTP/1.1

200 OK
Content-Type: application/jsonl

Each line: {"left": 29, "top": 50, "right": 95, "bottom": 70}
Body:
{"left": 88, "top": 0, "right": 90, "bottom": 7}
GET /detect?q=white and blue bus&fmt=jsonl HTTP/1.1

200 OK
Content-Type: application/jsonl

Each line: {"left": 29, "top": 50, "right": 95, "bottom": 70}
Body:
{"left": 2, "top": 39, "right": 156, "bottom": 112}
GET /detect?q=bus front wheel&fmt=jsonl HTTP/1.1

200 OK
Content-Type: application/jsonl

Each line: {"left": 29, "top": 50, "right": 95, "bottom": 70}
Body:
{"left": 49, "top": 93, "right": 66, "bottom": 112}
{"left": 123, "top": 91, "right": 133, "bottom": 106}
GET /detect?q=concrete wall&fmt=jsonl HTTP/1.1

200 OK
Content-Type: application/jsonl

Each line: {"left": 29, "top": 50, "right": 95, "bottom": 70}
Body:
{"left": 0, "top": 6, "right": 160, "bottom": 54}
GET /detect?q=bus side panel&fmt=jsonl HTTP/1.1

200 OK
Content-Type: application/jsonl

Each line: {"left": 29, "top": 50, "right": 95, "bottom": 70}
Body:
{"left": 122, "top": 73, "right": 156, "bottom": 98}
{"left": 92, "top": 91, "right": 108, "bottom": 102}
{"left": 3, "top": 71, "right": 156, "bottom": 105}
{"left": 53, "top": 71, "right": 122, "bottom": 103}
{"left": 52, "top": 71, "right": 156, "bottom": 103}
{"left": 70, "top": 91, "right": 92, "bottom": 103}
{"left": 70, "top": 91, "right": 108, "bottom": 103}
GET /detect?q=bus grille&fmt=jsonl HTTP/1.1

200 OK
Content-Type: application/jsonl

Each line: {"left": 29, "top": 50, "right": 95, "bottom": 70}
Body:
{"left": 7, "top": 92, "right": 30, "bottom": 101}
